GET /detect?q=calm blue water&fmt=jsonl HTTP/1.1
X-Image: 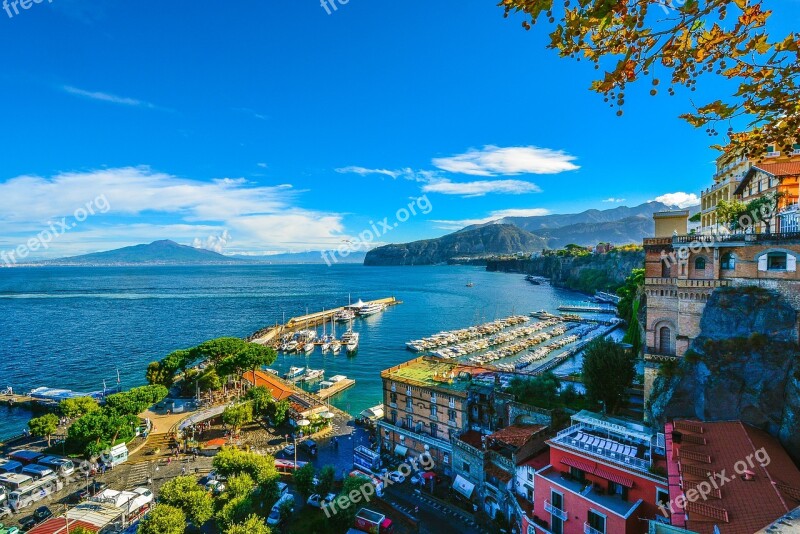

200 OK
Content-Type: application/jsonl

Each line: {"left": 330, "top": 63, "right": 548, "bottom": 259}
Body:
{"left": 0, "top": 265, "right": 591, "bottom": 439}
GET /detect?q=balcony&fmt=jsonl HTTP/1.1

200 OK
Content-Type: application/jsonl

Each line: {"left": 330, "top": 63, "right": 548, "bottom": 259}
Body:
{"left": 645, "top": 277, "right": 676, "bottom": 286}
{"left": 544, "top": 500, "right": 568, "bottom": 521}
{"left": 643, "top": 237, "right": 673, "bottom": 247}
{"left": 672, "top": 232, "right": 800, "bottom": 246}
{"left": 540, "top": 468, "right": 643, "bottom": 518}
{"left": 584, "top": 523, "right": 605, "bottom": 534}
{"left": 646, "top": 346, "right": 677, "bottom": 358}
{"left": 676, "top": 279, "right": 730, "bottom": 289}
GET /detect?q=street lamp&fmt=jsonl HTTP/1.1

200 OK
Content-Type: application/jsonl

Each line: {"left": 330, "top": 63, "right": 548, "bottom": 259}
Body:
{"left": 295, "top": 419, "right": 311, "bottom": 471}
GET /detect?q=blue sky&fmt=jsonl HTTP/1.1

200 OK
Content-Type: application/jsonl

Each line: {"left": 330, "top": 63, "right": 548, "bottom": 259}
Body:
{"left": 0, "top": 0, "right": 798, "bottom": 258}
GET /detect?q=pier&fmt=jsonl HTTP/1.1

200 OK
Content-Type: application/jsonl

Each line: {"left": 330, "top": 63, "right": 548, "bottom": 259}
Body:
{"left": 557, "top": 305, "right": 617, "bottom": 314}
{"left": 317, "top": 378, "right": 355, "bottom": 400}
{"left": 247, "top": 296, "right": 401, "bottom": 347}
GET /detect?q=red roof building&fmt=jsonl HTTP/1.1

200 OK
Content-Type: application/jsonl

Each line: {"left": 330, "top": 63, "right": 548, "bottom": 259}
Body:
{"left": 531, "top": 411, "right": 669, "bottom": 534}
{"left": 664, "top": 420, "right": 800, "bottom": 534}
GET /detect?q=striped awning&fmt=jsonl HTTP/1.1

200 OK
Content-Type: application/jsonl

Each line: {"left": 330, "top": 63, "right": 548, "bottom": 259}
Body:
{"left": 593, "top": 466, "right": 634, "bottom": 488}
{"left": 560, "top": 457, "right": 596, "bottom": 474}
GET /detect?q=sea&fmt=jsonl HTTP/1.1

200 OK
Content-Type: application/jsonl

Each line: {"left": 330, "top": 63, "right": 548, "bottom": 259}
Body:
{"left": 0, "top": 264, "right": 598, "bottom": 440}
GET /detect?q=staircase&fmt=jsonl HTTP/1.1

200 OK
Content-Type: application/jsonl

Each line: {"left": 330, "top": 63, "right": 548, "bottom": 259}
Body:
{"left": 128, "top": 433, "right": 176, "bottom": 464}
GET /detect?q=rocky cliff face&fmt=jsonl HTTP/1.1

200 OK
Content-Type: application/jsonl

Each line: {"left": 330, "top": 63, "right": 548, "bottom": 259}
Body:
{"left": 364, "top": 224, "right": 548, "bottom": 266}
{"left": 647, "top": 287, "right": 800, "bottom": 461}
{"left": 485, "top": 250, "right": 644, "bottom": 293}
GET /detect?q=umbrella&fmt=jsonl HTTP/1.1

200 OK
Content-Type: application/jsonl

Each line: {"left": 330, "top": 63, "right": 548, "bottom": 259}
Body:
{"left": 320, "top": 411, "right": 335, "bottom": 419}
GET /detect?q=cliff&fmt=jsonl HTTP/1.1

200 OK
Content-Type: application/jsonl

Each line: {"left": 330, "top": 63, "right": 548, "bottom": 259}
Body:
{"left": 646, "top": 287, "right": 800, "bottom": 461}
{"left": 485, "top": 249, "right": 645, "bottom": 293}
{"left": 364, "top": 224, "right": 548, "bottom": 266}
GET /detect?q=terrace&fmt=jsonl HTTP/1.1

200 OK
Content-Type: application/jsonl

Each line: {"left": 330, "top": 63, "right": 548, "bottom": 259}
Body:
{"left": 539, "top": 466, "right": 644, "bottom": 517}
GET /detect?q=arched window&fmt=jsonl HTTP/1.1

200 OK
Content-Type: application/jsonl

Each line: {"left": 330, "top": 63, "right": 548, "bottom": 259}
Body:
{"left": 720, "top": 253, "right": 736, "bottom": 270}
{"left": 695, "top": 257, "right": 706, "bottom": 270}
{"left": 659, "top": 326, "right": 673, "bottom": 355}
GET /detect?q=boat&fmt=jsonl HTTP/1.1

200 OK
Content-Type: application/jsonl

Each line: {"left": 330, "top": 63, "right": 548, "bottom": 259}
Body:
{"left": 330, "top": 340, "right": 342, "bottom": 354}
{"left": 303, "top": 369, "right": 325, "bottom": 382}
{"left": 334, "top": 309, "right": 355, "bottom": 322}
{"left": 284, "top": 367, "right": 306, "bottom": 380}
{"left": 357, "top": 302, "right": 385, "bottom": 317}
{"left": 303, "top": 340, "right": 316, "bottom": 354}
{"left": 284, "top": 340, "right": 299, "bottom": 352}
{"left": 466, "top": 282, "right": 474, "bottom": 287}
{"left": 340, "top": 316, "right": 359, "bottom": 354}
{"left": 265, "top": 368, "right": 280, "bottom": 376}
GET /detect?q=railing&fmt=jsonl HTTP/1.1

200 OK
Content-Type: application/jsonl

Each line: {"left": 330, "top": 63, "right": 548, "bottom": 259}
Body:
{"left": 672, "top": 232, "right": 800, "bottom": 245}
{"left": 643, "top": 237, "right": 673, "bottom": 246}
{"left": 676, "top": 279, "right": 730, "bottom": 288}
{"left": 557, "top": 434, "right": 652, "bottom": 473}
{"left": 584, "top": 523, "right": 605, "bottom": 534}
{"left": 556, "top": 423, "right": 587, "bottom": 438}
{"left": 646, "top": 346, "right": 677, "bottom": 357}
{"left": 544, "top": 500, "right": 568, "bottom": 521}
{"left": 645, "top": 277, "right": 676, "bottom": 286}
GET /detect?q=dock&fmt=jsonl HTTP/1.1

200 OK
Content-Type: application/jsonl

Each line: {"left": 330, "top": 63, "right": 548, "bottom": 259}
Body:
{"left": 317, "top": 378, "right": 355, "bottom": 400}
{"left": 247, "top": 296, "right": 401, "bottom": 347}
{"left": 557, "top": 305, "right": 617, "bottom": 314}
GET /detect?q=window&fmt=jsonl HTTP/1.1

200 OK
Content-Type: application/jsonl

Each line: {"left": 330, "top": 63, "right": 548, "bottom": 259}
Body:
{"left": 430, "top": 422, "right": 437, "bottom": 438}
{"left": 768, "top": 252, "right": 788, "bottom": 270}
{"left": 587, "top": 510, "right": 606, "bottom": 534}
{"left": 608, "top": 481, "right": 628, "bottom": 501}
{"left": 462, "top": 461, "right": 470, "bottom": 474}
{"left": 527, "top": 470, "right": 534, "bottom": 482}
{"left": 406, "top": 415, "right": 413, "bottom": 429}
{"left": 430, "top": 404, "right": 437, "bottom": 418}
{"left": 406, "top": 397, "right": 413, "bottom": 411}
{"left": 659, "top": 326, "right": 673, "bottom": 355}
{"left": 720, "top": 252, "right": 736, "bottom": 270}
{"left": 390, "top": 410, "right": 397, "bottom": 424}
{"left": 430, "top": 393, "right": 437, "bottom": 404}
{"left": 448, "top": 409, "right": 457, "bottom": 422}
{"left": 694, "top": 257, "right": 706, "bottom": 270}
{"left": 390, "top": 392, "right": 397, "bottom": 403}
{"left": 569, "top": 467, "right": 586, "bottom": 482}
{"left": 656, "top": 488, "right": 670, "bottom": 508}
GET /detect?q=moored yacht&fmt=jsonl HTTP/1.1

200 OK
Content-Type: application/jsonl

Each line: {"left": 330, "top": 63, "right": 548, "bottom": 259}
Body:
{"left": 284, "top": 366, "right": 306, "bottom": 380}
{"left": 303, "top": 369, "right": 325, "bottom": 382}
{"left": 341, "top": 330, "right": 359, "bottom": 354}
{"left": 357, "top": 302, "right": 385, "bottom": 317}
{"left": 334, "top": 309, "right": 355, "bottom": 322}
{"left": 330, "top": 340, "right": 342, "bottom": 354}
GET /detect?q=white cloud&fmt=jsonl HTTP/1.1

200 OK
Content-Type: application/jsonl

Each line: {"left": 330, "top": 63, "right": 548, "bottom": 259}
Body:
{"left": 653, "top": 192, "right": 700, "bottom": 208}
{"left": 602, "top": 197, "right": 627, "bottom": 203}
{"left": 0, "top": 167, "right": 349, "bottom": 258}
{"left": 422, "top": 178, "right": 540, "bottom": 197}
{"left": 335, "top": 166, "right": 401, "bottom": 179}
{"left": 432, "top": 207, "right": 550, "bottom": 230}
{"left": 432, "top": 145, "right": 579, "bottom": 176}
{"left": 193, "top": 230, "right": 232, "bottom": 254}
{"left": 63, "top": 86, "right": 163, "bottom": 110}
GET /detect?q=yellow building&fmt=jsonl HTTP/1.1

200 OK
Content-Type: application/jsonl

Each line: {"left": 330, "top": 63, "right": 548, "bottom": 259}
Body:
{"left": 700, "top": 143, "right": 800, "bottom": 234}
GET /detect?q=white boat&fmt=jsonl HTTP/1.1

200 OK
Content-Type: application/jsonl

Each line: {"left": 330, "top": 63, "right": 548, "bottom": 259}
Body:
{"left": 284, "top": 340, "right": 299, "bottom": 352}
{"left": 334, "top": 309, "right": 355, "bottom": 322}
{"left": 284, "top": 366, "right": 306, "bottom": 380}
{"left": 265, "top": 368, "right": 280, "bottom": 376}
{"left": 303, "top": 369, "right": 325, "bottom": 382}
{"left": 303, "top": 340, "right": 315, "bottom": 354}
{"left": 330, "top": 341, "right": 342, "bottom": 354}
{"left": 341, "top": 330, "right": 359, "bottom": 354}
{"left": 357, "top": 302, "right": 385, "bottom": 317}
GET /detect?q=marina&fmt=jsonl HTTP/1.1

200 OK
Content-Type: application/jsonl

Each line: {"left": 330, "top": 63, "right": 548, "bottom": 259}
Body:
{"left": 316, "top": 375, "right": 355, "bottom": 400}
{"left": 557, "top": 304, "right": 618, "bottom": 314}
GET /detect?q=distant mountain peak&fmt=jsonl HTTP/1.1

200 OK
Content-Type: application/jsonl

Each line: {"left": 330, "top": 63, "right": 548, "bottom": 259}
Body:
{"left": 39, "top": 239, "right": 250, "bottom": 266}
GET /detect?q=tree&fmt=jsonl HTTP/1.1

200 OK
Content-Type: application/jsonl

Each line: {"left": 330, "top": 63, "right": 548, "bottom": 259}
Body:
{"left": 316, "top": 465, "right": 336, "bottom": 497}
{"left": 501, "top": 0, "right": 800, "bottom": 155}
{"left": 236, "top": 344, "right": 277, "bottom": 379}
{"left": 332, "top": 476, "right": 372, "bottom": 529}
{"left": 28, "top": 413, "right": 59, "bottom": 447}
{"left": 246, "top": 386, "right": 273, "bottom": 416}
{"left": 508, "top": 373, "right": 562, "bottom": 408}
{"left": 222, "top": 403, "right": 254, "bottom": 435}
{"left": 196, "top": 338, "right": 248, "bottom": 364}
{"left": 582, "top": 338, "right": 636, "bottom": 414}
{"left": 294, "top": 462, "right": 317, "bottom": 498}
{"left": 225, "top": 514, "right": 272, "bottom": 534}
{"left": 159, "top": 476, "right": 214, "bottom": 526}
{"left": 716, "top": 198, "right": 749, "bottom": 229}
{"left": 67, "top": 528, "right": 95, "bottom": 534}
{"left": 617, "top": 268, "right": 645, "bottom": 356}
{"left": 217, "top": 494, "right": 253, "bottom": 530}
{"left": 225, "top": 473, "right": 256, "bottom": 499}
{"left": 139, "top": 504, "right": 186, "bottom": 534}
{"left": 59, "top": 396, "right": 99, "bottom": 419}
{"left": 270, "top": 399, "right": 291, "bottom": 427}
{"left": 212, "top": 447, "right": 280, "bottom": 494}
{"left": 105, "top": 385, "right": 168, "bottom": 417}
{"left": 146, "top": 361, "right": 173, "bottom": 387}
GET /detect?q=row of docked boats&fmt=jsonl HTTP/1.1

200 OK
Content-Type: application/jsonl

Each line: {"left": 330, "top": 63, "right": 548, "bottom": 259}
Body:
{"left": 405, "top": 315, "right": 529, "bottom": 353}
{"left": 430, "top": 319, "right": 561, "bottom": 359}
{"left": 284, "top": 366, "right": 326, "bottom": 383}
{"left": 468, "top": 323, "right": 575, "bottom": 365}
{"left": 279, "top": 315, "right": 359, "bottom": 355}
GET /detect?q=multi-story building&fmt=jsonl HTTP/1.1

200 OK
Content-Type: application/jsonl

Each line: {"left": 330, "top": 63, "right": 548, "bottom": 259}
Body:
{"left": 733, "top": 161, "right": 800, "bottom": 233}
{"left": 379, "top": 357, "right": 502, "bottom": 477}
{"left": 642, "top": 212, "right": 800, "bottom": 404}
{"left": 700, "top": 144, "right": 800, "bottom": 234}
{"left": 664, "top": 419, "right": 800, "bottom": 534}
{"left": 530, "top": 411, "right": 669, "bottom": 534}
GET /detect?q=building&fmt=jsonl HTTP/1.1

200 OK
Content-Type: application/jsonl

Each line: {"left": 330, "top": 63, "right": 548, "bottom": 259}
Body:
{"left": 530, "top": 411, "right": 669, "bottom": 534}
{"left": 642, "top": 211, "right": 800, "bottom": 404}
{"left": 379, "top": 357, "right": 497, "bottom": 477}
{"left": 664, "top": 420, "right": 800, "bottom": 534}
{"left": 700, "top": 144, "right": 800, "bottom": 234}
{"left": 733, "top": 161, "right": 800, "bottom": 233}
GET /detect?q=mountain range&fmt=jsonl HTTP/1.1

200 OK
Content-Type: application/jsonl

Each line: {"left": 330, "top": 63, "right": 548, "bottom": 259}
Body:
{"left": 365, "top": 201, "right": 698, "bottom": 266}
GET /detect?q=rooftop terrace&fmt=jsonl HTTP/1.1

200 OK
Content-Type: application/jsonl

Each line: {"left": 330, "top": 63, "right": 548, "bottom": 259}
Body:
{"left": 381, "top": 357, "right": 495, "bottom": 392}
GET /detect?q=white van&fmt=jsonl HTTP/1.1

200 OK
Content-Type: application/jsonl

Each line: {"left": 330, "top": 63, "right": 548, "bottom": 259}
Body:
{"left": 104, "top": 444, "right": 129, "bottom": 468}
{"left": 0, "top": 473, "right": 33, "bottom": 491}
{"left": 37, "top": 456, "right": 75, "bottom": 477}
{"left": 266, "top": 493, "right": 295, "bottom": 526}
{"left": 8, "top": 474, "right": 63, "bottom": 511}
{"left": 21, "top": 465, "right": 55, "bottom": 480}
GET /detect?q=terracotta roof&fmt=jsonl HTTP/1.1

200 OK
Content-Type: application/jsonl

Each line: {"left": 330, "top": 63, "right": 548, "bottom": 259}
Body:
{"left": 458, "top": 430, "right": 485, "bottom": 450}
{"left": 735, "top": 162, "right": 800, "bottom": 195}
{"left": 243, "top": 370, "right": 295, "bottom": 401}
{"left": 29, "top": 519, "right": 100, "bottom": 534}
{"left": 519, "top": 448, "right": 550, "bottom": 469}
{"left": 485, "top": 463, "right": 513, "bottom": 483}
{"left": 488, "top": 424, "right": 545, "bottom": 448}
{"left": 666, "top": 420, "right": 800, "bottom": 534}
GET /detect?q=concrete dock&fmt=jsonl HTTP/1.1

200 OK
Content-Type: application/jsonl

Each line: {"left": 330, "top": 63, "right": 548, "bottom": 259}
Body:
{"left": 317, "top": 378, "right": 355, "bottom": 400}
{"left": 247, "top": 296, "right": 401, "bottom": 346}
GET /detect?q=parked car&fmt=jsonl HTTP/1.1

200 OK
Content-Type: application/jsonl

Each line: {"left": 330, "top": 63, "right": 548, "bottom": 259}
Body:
{"left": 0, "top": 505, "right": 12, "bottom": 519}
{"left": 0, "top": 526, "right": 19, "bottom": 534}
{"left": 299, "top": 439, "right": 317, "bottom": 455}
{"left": 33, "top": 506, "right": 52, "bottom": 521}
{"left": 307, "top": 493, "right": 322, "bottom": 508}
{"left": 205, "top": 480, "right": 225, "bottom": 495}
{"left": 199, "top": 470, "right": 226, "bottom": 487}
{"left": 18, "top": 516, "right": 36, "bottom": 530}
{"left": 387, "top": 471, "right": 405, "bottom": 484}
{"left": 410, "top": 473, "right": 423, "bottom": 486}
{"left": 283, "top": 444, "right": 296, "bottom": 456}
{"left": 74, "top": 481, "right": 108, "bottom": 502}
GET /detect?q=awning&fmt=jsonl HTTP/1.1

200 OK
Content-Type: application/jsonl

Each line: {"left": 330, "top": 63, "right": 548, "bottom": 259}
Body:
{"left": 394, "top": 445, "right": 408, "bottom": 457}
{"left": 561, "top": 457, "right": 596, "bottom": 473}
{"left": 593, "top": 466, "right": 634, "bottom": 488}
{"left": 452, "top": 475, "right": 475, "bottom": 499}
{"left": 422, "top": 471, "right": 435, "bottom": 480}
